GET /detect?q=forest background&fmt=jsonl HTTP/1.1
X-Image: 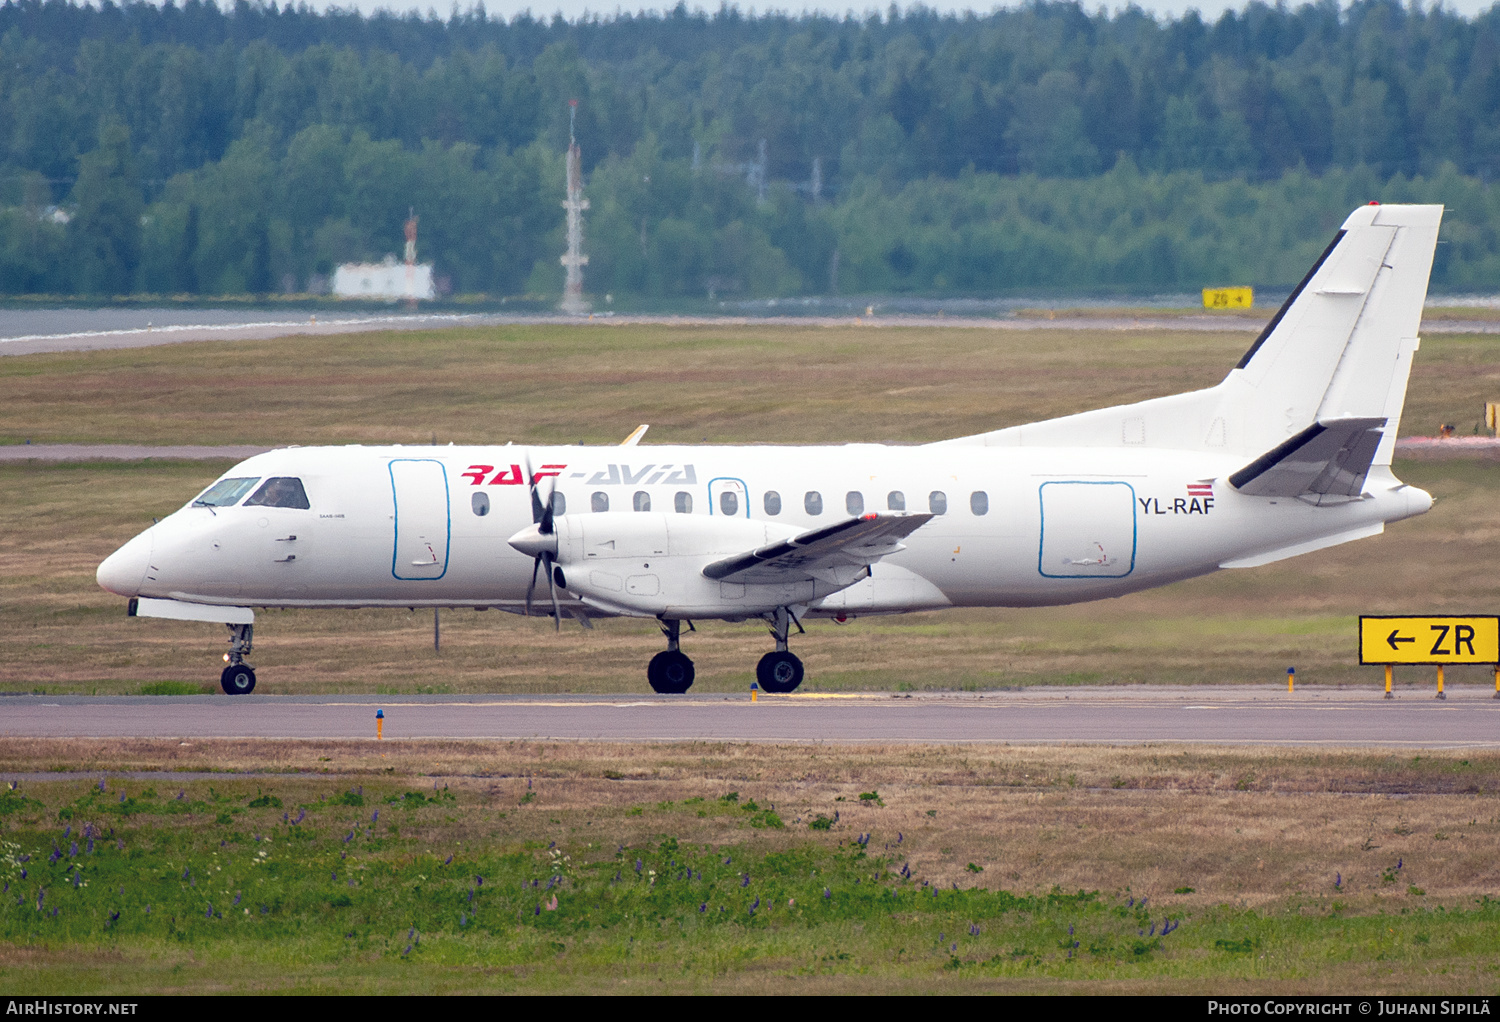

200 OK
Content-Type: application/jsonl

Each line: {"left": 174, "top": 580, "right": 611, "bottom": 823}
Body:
{"left": 4, "top": 0, "right": 1500, "bottom": 302}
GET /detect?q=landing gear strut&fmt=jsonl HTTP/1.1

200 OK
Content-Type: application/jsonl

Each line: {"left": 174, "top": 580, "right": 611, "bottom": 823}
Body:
{"left": 220, "top": 623, "right": 256, "bottom": 695}
{"left": 647, "top": 618, "right": 695, "bottom": 694}
{"left": 756, "top": 607, "right": 804, "bottom": 693}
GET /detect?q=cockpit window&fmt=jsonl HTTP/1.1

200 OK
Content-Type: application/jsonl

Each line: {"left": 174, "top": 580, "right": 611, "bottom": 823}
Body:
{"left": 193, "top": 477, "right": 260, "bottom": 507}
{"left": 244, "top": 477, "right": 311, "bottom": 510}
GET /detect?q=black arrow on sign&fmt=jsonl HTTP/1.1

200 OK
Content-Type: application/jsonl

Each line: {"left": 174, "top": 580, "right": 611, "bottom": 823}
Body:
{"left": 1387, "top": 630, "right": 1416, "bottom": 651}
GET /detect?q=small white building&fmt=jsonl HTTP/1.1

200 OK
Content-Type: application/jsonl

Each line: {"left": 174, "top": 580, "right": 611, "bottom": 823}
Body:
{"left": 333, "top": 256, "right": 435, "bottom": 300}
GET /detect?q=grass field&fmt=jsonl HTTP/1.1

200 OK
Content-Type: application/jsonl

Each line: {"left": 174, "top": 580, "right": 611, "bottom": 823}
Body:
{"left": 2, "top": 323, "right": 1500, "bottom": 694}
{"left": 3, "top": 323, "right": 1500, "bottom": 448}
{"left": 1, "top": 740, "right": 1497, "bottom": 993}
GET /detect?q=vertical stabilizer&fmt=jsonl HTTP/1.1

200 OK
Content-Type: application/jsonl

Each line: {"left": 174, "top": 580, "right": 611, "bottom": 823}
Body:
{"left": 1221, "top": 204, "right": 1441, "bottom": 463}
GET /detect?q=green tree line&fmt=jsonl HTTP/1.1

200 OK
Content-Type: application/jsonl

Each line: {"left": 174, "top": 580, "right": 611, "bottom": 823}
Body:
{"left": 3, "top": 0, "right": 1500, "bottom": 297}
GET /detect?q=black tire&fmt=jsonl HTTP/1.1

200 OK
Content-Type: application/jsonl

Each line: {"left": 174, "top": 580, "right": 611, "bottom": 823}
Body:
{"left": 756, "top": 651, "right": 804, "bottom": 693}
{"left": 647, "top": 650, "right": 695, "bottom": 694}
{"left": 220, "top": 663, "right": 257, "bottom": 695}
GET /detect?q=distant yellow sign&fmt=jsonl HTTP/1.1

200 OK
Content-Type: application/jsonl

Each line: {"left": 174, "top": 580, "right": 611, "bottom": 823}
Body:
{"left": 1359, "top": 616, "right": 1500, "bottom": 664}
{"left": 1203, "top": 286, "right": 1254, "bottom": 309}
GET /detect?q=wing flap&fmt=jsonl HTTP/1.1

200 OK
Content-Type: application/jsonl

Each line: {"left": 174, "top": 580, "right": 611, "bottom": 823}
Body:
{"left": 703, "top": 513, "right": 933, "bottom": 584}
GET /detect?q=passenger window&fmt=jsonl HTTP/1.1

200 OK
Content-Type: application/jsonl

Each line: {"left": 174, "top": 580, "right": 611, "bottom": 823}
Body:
{"left": 675, "top": 491, "right": 693, "bottom": 514}
{"left": 764, "top": 490, "right": 782, "bottom": 516}
{"left": 471, "top": 492, "right": 490, "bottom": 517}
{"left": 720, "top": 490, "right": 739, "bottom": 516}
{"left": 846, "top": 491, "right": 864, "bottom": 516}
{"left": 591, "top": 491, "right": 609, "bottom": 513}
{"left": 805, "top": 491, "right": 823, "bottom": 515}
{"left": 193, "top": 476, "right": 260, "bottom": 507}
{"left": 245, "top": 477, "right": 310, "bottom": 510}
{"left": 550, "top": 492, "right": 566, "bottom": 516}
{"left": 929, "top": 490, "right": 948, "bottom": 515}
{"left": 633, "top": 490, "right": 651, "bottom": 512}
{"left": 887, "top": 490, "right": 905, "bottom": 511}
{"left": 970, "top": 491, "right": 989, "bottom": 515}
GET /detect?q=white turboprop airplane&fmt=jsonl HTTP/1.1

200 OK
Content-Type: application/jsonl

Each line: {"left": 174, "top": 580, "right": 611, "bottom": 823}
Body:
{"left": 99, "top": 203, "right": 1441, "bottom": 695}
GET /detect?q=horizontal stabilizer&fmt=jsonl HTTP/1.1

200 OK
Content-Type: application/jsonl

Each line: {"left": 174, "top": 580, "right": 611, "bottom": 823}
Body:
{"left": 703, "top": 513, "right": 932, "bottom": 584}
{"left": 1229, "top": 417, "right": 1386, "bottom": 497}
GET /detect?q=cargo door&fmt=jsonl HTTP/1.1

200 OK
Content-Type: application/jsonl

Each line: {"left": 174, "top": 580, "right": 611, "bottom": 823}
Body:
{"left": 390, "top": 459, "right": 450, "bottom": 580}
{"left": 1038, "top": 481, "right": 1136, "bottom": 579}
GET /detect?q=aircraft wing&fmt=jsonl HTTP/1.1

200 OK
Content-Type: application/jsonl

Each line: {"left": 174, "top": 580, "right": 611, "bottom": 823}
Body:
{"left": 1229, "top": 416, "right": 1387, "bottom": 497}
{"left": 702, "top": 513, "right": 934, "bottom": 585}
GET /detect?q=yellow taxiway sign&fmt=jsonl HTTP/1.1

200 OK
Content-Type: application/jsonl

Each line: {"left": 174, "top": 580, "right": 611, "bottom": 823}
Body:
{"left": 1359, "top": 615, "right": 1500, "bottom": 664}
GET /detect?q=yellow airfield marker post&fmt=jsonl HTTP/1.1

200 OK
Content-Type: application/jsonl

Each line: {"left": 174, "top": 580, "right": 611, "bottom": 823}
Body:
{"left": 1360, "top": 615, "right": 1500, "bottom": 700}
{"left": 1287, "top": 667, "right": 1295, "bottom": 693}
{"left": 751, "top": 682, "right": 759, "bottom": 703}
{"left": 376, "top": 708, "right": 385, "bottom": 740}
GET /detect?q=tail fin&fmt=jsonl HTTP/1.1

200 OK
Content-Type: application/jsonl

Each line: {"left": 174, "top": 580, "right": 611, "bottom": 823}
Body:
{"left": 937, "top": 203, "right": 1442, "bottom": 463}
{"left": 1223, "top": 203, "right": 1442, "bottom": 467}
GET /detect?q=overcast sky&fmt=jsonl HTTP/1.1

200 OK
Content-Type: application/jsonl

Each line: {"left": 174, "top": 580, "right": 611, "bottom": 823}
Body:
{"left": 305, "top": 0, "right": 1499, "bottom": 24}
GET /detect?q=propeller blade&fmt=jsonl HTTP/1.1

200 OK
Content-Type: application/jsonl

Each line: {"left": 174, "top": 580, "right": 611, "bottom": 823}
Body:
{"left": 538, "top": 474, "right": 558, "bottom": 535}
{"left": 525, "top": 454, "right": 544, "bottom": 525}
{"left": 544, "top": 552, "right": 562, "bottom": 632}
{"left": 525, "top": 554, "right": 541, "bottom": 618}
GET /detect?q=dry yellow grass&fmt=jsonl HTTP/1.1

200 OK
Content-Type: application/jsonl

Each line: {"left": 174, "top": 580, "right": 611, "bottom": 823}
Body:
{"left": 1, "top": 322, "right": 1497, "bottom": 448}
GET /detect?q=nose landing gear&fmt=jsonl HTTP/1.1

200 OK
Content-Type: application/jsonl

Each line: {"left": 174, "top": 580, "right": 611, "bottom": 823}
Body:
{"left": 647, "top": 618, "right": 695, "bottom": 694}
{"left": 756, "top": 607, "right": 804, "bottom": 693}
{"left": 220, "top": 623, "right": 256, "bottom": 695}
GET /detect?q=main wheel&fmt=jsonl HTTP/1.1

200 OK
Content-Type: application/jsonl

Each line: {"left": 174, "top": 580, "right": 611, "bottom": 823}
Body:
{"left": 220, "top": 663, "right": 257, "bottom": 695}
{"left": 756, "top": 651, "right": 804, "bottom": 693}
{"left": 647, "top": 650, "right": 695, "bottom": 694}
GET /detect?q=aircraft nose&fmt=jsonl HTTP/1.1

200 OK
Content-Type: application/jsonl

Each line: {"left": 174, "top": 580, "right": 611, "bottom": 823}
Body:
{"left": 97, "top": 529, "right": 153, "bottom": 597}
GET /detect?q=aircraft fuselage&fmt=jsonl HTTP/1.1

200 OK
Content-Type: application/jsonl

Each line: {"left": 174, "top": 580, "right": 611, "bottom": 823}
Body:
{"left": 98, "top": 442, "right": 1430, "bottom": 617}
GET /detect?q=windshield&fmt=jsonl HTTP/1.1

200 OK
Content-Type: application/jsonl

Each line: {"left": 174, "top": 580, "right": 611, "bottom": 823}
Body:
{"left": 244, "top": 476, "right": 311, "bottom": 510}
{"left": 192, "top": 477, "right": 261, "bottom": 507}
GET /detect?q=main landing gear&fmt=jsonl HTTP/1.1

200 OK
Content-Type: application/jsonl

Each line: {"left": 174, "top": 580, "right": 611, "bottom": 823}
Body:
{"left": 644, "top": 608, "right": 806, "bottom": 695}
{"left": 220, "top": 622, "right": 256, "bottom": 695}
{"left": 647, "top": 618, "right": 695, "bottom": 694}
{"left": 756, "top": 606, "right": 804, "bottom": 694}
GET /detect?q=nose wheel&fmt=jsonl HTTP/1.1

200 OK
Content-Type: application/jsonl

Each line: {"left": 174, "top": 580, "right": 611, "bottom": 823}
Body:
{"left": 220, "top": 623, "right": 256, "bottom": 695}
{"left": 647, "top": 619, "right": 695, "bottom": 694}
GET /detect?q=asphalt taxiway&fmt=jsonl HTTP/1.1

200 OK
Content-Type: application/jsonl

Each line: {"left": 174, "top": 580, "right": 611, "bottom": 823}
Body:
{"left": 2, "top": 687, "right": 1496, "bottom": 747}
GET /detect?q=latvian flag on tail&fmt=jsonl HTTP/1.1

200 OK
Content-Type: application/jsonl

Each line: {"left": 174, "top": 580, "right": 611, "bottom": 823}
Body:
{"left": 1187, "top": 482, "right": 1214, "bottom": 499}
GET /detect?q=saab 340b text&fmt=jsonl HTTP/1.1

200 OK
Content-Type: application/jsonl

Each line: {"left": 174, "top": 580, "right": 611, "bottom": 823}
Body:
{"left": 98, "top": 203, "right": 1442, "bottom": 695}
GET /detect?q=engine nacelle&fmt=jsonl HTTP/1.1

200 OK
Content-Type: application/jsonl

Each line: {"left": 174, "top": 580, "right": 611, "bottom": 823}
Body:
{"left": 537, "top": 513, "right": 863, "bottom": 618}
